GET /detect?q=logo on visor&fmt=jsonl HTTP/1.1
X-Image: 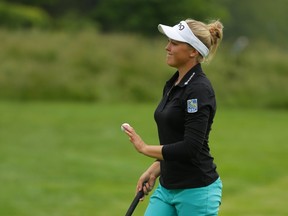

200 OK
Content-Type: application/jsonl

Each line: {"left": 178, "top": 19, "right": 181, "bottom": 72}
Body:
{"left": 178, "top": 23, "right": 185, "bottom": 31}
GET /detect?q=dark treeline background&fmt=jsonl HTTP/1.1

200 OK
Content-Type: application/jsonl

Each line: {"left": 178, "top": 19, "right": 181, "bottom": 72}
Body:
{"left": 0, "top": 0, "right": 287, "bottom": 46}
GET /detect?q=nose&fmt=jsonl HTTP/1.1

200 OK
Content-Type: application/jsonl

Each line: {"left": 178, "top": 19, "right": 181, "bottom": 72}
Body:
{"left": 165, "top": 41, "right": 171, "bottom": 51}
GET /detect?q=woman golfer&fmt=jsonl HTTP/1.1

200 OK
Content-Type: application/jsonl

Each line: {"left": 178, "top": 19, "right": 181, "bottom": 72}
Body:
{"left": 123, "top": 18, "right": 224, "bottom": 216}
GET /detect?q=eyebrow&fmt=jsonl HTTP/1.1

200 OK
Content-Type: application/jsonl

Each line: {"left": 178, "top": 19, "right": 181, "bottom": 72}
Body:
{"left": 168, "top": 38, "right": 181, "bottom": 44}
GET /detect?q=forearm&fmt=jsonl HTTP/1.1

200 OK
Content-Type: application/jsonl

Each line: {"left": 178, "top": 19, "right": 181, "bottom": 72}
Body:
{"left": 141, "top": 145, "right": 163, "bottom": 160}
{"left": 145, "top": 160, "right": 161, "bottom": 178}
{"left": 123, "top": 124, "right": 164, "bottom": 160}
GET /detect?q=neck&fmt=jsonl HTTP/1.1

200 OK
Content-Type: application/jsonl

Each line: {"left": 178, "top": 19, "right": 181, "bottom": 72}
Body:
{"left": 176, "top": 61, "right": 198, "bottom": 85}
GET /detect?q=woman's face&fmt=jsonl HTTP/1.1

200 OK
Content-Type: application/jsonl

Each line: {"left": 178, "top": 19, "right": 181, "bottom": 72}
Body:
{"left": 165, "top": 39, "right": 195, "bottom": 68}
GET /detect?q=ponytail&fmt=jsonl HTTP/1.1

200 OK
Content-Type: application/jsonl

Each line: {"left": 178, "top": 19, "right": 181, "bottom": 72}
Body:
{"left": 186, "top": 19, "right": 224, "bottom": 62}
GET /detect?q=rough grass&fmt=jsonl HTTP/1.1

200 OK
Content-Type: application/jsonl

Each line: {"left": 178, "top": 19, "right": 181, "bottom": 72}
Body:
{"left": 0, "top": 28, "right": 288, "bottom": 108}
{"left": 0, "top": 102, "right": 287, "bottom": 215}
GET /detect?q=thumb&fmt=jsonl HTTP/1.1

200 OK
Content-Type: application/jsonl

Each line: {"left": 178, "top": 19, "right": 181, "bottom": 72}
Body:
{"left": 135, "top": 180, "right": 144, "bottom": 194}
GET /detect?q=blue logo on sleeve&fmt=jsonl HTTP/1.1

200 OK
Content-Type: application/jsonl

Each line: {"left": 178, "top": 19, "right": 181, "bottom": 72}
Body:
{"left": 187, "top": 99, "right": 198, "bottom": 113}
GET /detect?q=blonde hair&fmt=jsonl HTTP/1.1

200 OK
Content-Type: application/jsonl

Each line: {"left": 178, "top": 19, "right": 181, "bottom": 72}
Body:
{"left": 185, "top": 19, "right": 223, "bottom": 62}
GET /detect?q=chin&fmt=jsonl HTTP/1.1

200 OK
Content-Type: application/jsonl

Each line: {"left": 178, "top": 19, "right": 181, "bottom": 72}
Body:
{"left": 166, "top": 60, "right": 176, "bottom": 68}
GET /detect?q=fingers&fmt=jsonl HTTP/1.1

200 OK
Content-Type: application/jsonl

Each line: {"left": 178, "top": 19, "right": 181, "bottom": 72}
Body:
{"left": 123, "top": 125, "right": 145, "bottom": 153}
{"left": 136, "top": 179, "right": 155, "bottom": 201}
{"left": 136, "top": 179, "right": 145, "bottom": 194}
{"left": 136, "top": 180, "right": 145, "bottom": 199}
{"left": 123, "top": 126, "right": 136, "bottom": 140}
{"left": 122, "top": 124, "right": 133, "bottom": 133}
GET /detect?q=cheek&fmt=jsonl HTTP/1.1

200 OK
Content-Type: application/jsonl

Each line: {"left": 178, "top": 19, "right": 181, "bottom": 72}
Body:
{"left": 166, "top": 54, "right": 177, "bottom": 66}
{"left": 166, "top": 45, "right": 191, "bottom": 67}
{"left": 170, "top": 52, "right": 189, "bottom": 65}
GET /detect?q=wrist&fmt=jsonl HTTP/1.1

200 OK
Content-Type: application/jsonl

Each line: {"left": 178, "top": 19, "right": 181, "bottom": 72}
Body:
{"left": 146, "top": 163, "right": 160, "bottom": 178}
{"left": 140, "top": 142, "right": 148, "bottom": 154}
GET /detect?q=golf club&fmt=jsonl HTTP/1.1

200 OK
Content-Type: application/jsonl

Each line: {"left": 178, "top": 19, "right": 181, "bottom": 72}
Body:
{"left": 125, "top": 182, "right": 146, "bottom": 216}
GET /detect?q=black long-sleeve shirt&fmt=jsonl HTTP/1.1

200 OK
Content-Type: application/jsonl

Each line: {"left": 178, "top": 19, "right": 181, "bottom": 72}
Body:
{"left": 154, "top": 63, "right": 219, "bottom": 189}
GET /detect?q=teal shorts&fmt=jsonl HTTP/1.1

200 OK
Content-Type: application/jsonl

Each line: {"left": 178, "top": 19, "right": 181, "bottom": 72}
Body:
{"left": 144, "top": 178, "right": 222, "bottom": 216}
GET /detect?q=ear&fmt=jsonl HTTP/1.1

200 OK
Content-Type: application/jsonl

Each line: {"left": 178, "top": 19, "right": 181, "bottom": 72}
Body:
{"left": 189, "top": 48, "right": 199, "bottom": 58}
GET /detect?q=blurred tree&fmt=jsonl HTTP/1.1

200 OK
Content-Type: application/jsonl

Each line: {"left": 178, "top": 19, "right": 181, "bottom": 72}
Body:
{"left": 0, "top": 0, "right": 228, "bottom": 34}
{"left": 0, "top": 2, "right": 50, "bottom": 28}
{"left": 2, "top": 0, "right": 287, "bottom": 47}
{"left": 91, "top": 0, "right": 228, "bottom": 35}
{"left": 0, "top": 0, "right": 99, "bottom": 17}
{"left": 219, "top": 0, "right": 288, "bottom": 46}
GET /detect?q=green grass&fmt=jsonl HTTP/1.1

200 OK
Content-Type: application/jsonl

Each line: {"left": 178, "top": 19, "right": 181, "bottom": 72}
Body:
{"left": 0, "top": 102, "right": 287, "bottom": 215}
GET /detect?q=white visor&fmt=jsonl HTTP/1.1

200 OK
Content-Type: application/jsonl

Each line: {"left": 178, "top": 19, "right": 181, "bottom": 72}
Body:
{"left": 158, "top": 21, "right": 209, "bottom": 57}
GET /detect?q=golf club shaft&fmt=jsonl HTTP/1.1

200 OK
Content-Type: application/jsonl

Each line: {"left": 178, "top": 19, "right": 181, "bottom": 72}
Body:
{"left": 125, "top": 182, "right": 146, "bottom": 216}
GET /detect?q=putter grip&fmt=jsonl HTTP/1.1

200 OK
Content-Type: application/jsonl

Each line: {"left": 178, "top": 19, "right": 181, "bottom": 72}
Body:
{"left": 125, "top": 186, "right": 145, "bottom": 216}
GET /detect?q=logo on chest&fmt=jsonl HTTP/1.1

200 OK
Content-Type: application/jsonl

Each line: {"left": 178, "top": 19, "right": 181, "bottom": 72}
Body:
{"left": 187, "top": 99, "right": 198, "bottom": 113}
